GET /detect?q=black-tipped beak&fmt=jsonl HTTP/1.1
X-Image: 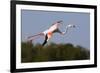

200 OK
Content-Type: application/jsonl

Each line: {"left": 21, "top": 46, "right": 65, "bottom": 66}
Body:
{"left": 73, "top": 25, "right": 76, "bottom": 28}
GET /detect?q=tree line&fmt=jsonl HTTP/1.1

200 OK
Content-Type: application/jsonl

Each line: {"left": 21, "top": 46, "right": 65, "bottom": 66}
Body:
{"left": 21, "top": 42, "right": 90, "bottom": 63}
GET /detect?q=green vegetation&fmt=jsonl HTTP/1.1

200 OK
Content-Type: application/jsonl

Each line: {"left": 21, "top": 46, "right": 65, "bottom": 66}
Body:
{"left": 21, "top": 42, "right": 90, "bottom": 63}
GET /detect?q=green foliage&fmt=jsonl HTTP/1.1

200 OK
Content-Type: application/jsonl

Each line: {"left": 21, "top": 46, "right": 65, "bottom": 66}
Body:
{"left": 21, "top": 42, "right": 90, "bottom": 63}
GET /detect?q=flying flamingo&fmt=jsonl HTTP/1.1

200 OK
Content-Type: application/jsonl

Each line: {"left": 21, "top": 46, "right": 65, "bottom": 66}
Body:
{"left": 27, "top": 20, "right": 75, "bottom": 46}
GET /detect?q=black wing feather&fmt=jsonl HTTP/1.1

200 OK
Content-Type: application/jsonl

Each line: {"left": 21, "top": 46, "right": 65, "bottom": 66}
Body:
{"left": 42, "top": 34, "right": 48, "bottom": 46}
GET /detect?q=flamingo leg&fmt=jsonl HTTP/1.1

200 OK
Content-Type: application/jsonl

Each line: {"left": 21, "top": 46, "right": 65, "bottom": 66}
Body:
{"left": 27, "top": 33, "right": 44, "bottom": 42}
{"left": 28, "top": 33, "right": 44, "bottom": 39}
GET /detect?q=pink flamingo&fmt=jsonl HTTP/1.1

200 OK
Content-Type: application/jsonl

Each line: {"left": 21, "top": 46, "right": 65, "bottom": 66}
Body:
{"left": 27, "top": 20, "right": 75, "bottom": 46}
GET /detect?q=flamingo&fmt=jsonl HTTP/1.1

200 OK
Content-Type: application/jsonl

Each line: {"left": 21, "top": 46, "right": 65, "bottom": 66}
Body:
{"left": 27, "top": 20, "right": 75, "bottom": 46}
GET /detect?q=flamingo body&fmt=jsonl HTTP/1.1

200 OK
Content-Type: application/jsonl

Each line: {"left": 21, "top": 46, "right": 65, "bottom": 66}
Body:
{"left": 27, "top": 20, "right": 75, "bottom": 46}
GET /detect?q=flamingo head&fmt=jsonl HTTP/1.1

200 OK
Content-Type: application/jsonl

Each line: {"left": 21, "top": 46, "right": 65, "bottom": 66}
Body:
{"left": 66, "top": 24, "right": 76, "bottom": 28}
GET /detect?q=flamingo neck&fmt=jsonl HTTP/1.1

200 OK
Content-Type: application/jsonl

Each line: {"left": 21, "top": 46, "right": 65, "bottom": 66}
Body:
{"left": 62, "top": 27, "right": 68, "bottom": 34}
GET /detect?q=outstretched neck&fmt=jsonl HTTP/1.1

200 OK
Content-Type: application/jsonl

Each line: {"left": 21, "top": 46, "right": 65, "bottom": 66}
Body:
{"left": 62, "top": 27, "right": 68, "bottom": 35}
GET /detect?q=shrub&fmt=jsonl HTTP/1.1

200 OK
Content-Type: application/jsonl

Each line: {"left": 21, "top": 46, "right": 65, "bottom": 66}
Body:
{"left": 21, "top": 42, "right": 90, "bottom": 63}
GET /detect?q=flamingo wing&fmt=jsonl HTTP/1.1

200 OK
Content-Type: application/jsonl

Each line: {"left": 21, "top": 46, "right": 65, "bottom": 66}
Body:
{"left": 42, "top": 32, "right": 53, "bottom": 46}
{"left": 42, "top": 34, "right": 48, "bottom": 46}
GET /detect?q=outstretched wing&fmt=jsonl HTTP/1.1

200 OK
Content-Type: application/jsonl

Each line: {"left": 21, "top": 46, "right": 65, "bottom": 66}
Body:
{"left": 42, "top": 34, "right": 48, "bottom": 46}
{"left": 52, "top": 20, "right": 63, "bottom": 25}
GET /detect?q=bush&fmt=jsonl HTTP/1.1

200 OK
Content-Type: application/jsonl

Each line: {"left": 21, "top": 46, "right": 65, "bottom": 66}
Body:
{"left": 21, "top": 42, "right": 90, "bottom": 63}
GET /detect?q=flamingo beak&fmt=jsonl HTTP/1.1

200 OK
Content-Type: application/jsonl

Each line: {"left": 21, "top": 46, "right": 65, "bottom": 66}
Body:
{"left": 73, "top": 25, "right": 76, "bottom": 28}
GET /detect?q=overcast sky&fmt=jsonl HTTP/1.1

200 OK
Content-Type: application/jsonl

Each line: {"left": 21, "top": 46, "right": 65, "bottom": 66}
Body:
{"left": 21, "top": 10, "right": 90, "bottom": 49}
